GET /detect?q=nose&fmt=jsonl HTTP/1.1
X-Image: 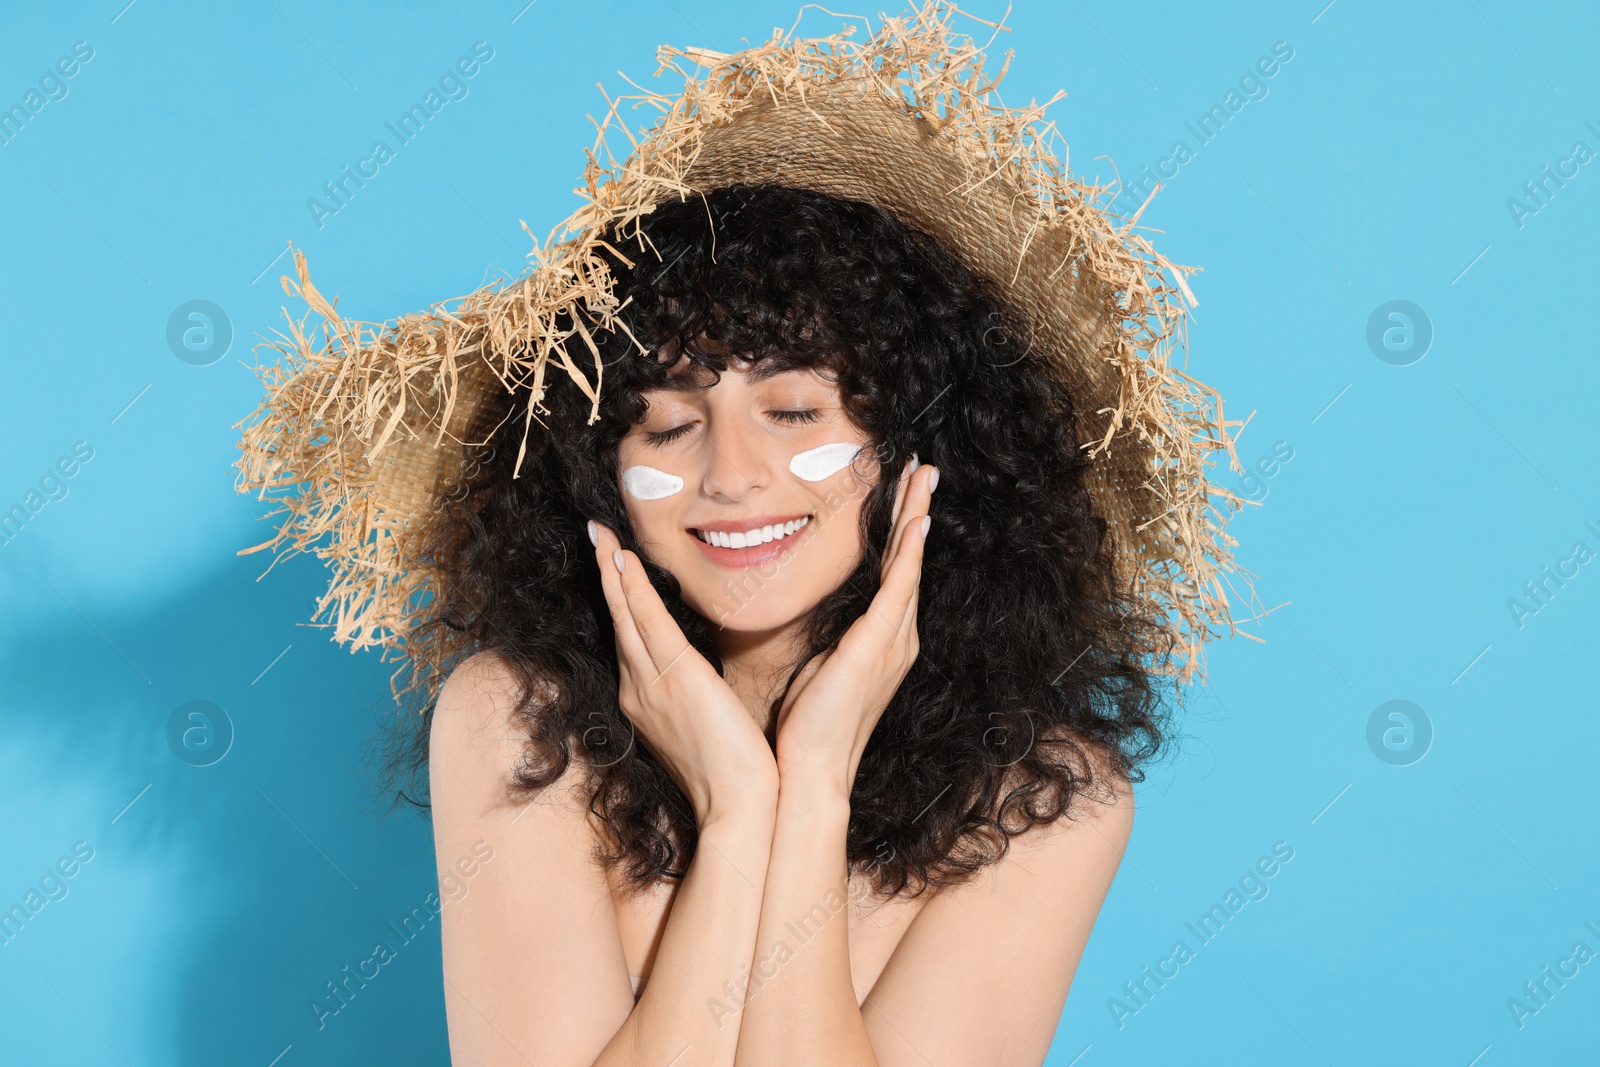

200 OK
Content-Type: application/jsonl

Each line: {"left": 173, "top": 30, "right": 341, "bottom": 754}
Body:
{"left": 699, "top": 413, "right": 771, "bottom": 502}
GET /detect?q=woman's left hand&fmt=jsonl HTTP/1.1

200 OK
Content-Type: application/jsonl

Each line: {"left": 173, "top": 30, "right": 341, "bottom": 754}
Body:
{"left": 773, "top": 455, "right": 939, "bottom": 791}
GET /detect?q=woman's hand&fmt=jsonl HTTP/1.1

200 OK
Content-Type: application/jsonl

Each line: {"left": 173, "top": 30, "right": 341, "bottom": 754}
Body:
{"left": 772, "top": 455, "right": 938, "bottom": 791}
{"left": 589, "top": 520, "right": 780, "bottom": 826}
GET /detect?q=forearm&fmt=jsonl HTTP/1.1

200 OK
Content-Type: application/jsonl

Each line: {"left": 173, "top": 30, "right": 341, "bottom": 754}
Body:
{"left": 732, "top": 768, "right": 876, "bottom": 1067}
{"left": 595, "top": 806, "right": 776, "bottom": 1067}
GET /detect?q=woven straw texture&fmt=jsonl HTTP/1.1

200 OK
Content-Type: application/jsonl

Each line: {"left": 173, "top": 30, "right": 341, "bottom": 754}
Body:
{"left": 234, "top": 1, "right": 1263, "bottom": 693}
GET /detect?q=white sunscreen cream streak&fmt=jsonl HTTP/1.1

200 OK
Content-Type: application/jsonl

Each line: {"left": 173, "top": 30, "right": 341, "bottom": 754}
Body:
{"left": 621, "top": 465, "right": 684, "bottom": 500}
{"left": 788, "top": 442, "right": 863, "bottom": 482}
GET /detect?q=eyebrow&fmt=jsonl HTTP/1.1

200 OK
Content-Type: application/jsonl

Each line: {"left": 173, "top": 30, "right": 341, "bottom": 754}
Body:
{"left": 657, "top": 359, "right": 811, "bottom": 392}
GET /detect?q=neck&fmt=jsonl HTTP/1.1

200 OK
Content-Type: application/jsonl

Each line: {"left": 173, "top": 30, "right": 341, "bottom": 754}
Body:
{"left": 713, "top": 620, "right": 809, "bottom": 734}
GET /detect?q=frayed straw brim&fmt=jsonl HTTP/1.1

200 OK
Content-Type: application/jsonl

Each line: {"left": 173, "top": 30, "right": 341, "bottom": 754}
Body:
{"left": 234, "top": 0, "right": 1267, "bottom": 692}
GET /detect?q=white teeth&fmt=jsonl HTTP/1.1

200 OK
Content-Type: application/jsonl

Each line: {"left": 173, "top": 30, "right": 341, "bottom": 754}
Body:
{"left": 695, "top": 515, "right": 810, "bottom": 548}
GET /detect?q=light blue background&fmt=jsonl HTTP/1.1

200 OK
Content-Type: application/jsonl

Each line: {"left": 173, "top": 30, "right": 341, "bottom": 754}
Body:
{"left": 1, "top": 1, "right": 1594, "bottom": 1063}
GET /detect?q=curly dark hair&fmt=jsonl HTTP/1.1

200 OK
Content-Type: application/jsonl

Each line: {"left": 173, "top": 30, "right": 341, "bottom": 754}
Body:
{"left": 389, "top": 182, "right": 1174, "bottom": 899}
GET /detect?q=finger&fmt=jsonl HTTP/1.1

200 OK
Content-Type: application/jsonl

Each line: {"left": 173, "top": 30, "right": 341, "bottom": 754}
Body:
{"left": 879, "top": 486, "right": 933, "bottom": 638}
{"left": 590, "top": 521, "right": 653, "bottom": 677}
{"left": 898, "top": 516, "right": 925, "bottom": 635}
{"left": 883, "top": 460, "right": 936, "bottom": 583}
{"left": 888, "top": 452, "right": 918, "bottom": 530}
{"left": 881, "top": 453, "right": 920, "bottom": 580}
{"left": 854, "top": 512, "right": 929, "bottom": 650}
{"left": 864, "top": 463, "right": 934, "bottom": 638}
{"left": 898, "top": 549, "right": 923, "bottom": 647}
{"left": 602, "top": 527, "right": 696, "bottom": 679}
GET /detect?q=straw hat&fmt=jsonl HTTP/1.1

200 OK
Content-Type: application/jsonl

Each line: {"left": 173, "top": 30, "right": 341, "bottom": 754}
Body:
{"left": 234, "top": 0, "right": 1262, "bottom": 692}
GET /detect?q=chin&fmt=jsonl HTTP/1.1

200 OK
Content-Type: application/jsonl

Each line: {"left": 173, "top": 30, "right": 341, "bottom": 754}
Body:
{"left": 691, "top": 581, "right": 820, "bottom": 633}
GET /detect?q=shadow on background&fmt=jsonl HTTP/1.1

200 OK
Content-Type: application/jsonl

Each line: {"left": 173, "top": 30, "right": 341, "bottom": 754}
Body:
{"left": 1, "top": 548, "right": 449, "bottom": 1065}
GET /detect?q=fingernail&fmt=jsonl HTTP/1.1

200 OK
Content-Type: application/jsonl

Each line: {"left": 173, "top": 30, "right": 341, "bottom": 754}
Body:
{"left": 908, "top": 452, "right": 921, "bottom": 473}
{"left": 613, "top": 549, "right": 625, "bottom": 572}
{"left": 587, "top": 520, "right": 598, "bottom": 547}
{"left": 928, "top": 467, "right": 940, "bottom": 493}
{"left": 920, "top": 515, "right": 931, "bottom": 538}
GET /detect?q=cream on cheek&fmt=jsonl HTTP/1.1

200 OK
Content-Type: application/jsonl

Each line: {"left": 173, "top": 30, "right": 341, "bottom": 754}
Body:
{"left": 620, "top": 465, "right": 684, "bottom": 500}
{"left": 788, "top": 441, "right": 863, "bottom": 482}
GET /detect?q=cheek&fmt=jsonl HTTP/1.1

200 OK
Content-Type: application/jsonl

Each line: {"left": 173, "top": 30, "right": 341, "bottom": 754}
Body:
{"left": 813, "top": 469, "right": 875, "bottom": 555}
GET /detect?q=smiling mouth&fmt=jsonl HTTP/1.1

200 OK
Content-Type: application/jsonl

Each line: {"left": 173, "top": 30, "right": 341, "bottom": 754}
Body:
{"left": 689, "top": 515, "right": 812, "bottom": 550}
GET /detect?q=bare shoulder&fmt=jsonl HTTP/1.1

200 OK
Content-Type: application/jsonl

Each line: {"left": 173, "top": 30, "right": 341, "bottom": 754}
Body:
{"left": 1044, "top": 736, "right": 1135, "bottom": 842}
{"left": 962, "top": 744, "right": 1133, "bottom": 960}
{"left": 993, "top": 730, "right": 1135, "bottom": 844}
{"left": 432, "top": 648, "right": 556, "bottom": 749}
{"left": 430, "top": 652, "right": 636, "bottom": 1064}
{"left": 429, "top": 650, "right": 581, "bottom": 815}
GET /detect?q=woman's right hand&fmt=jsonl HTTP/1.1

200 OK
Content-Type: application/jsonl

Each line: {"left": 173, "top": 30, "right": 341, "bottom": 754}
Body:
{"left": 589, "top": 519, "right": 779, "bottom": 827}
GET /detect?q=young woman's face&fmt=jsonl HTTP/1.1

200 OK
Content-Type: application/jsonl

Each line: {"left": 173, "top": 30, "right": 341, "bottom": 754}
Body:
{"left": 617, "top": 355, "right": 879, "bottom": 634}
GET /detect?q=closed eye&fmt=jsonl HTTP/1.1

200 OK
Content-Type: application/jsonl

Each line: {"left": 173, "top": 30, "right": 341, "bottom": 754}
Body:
{"left": 643, "top": 409, "right": 820, "bottom": 446}
{"left": 644, "top": 422, "right": 695, "bottom": 446}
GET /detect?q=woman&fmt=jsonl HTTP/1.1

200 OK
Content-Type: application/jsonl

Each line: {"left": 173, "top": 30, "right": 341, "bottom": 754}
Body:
{"left": 420, "top": 183, "right": 1162, "bottom": 1066}
{"left": 234, "top": 6, "right": 1250, "bottom": 1063}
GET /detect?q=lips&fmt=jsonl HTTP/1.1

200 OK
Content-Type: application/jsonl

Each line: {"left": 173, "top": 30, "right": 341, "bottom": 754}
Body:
{"left": 687, "top": 513, "right": 814, "bottom": 567}
{"left": 691, "top": 514, "right": 811, "bottom": 549}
